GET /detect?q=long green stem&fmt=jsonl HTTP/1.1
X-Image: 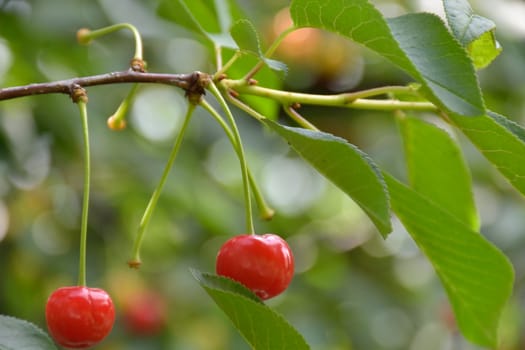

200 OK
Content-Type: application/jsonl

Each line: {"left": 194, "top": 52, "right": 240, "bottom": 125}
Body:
{"left": 284, "top": 104, "right": 319, "bottom": 131}
{"left": 200, "top": 99, "right": 273, "bottom": 220}
{"left": 222, "top": 80, "right": 437, "bottom": 111}
{"left": 265, "top": 26, "right": 297, "bottom": 60}
{"left": 248, "top": 171, "right": 275, "bottom": 221}
{"left": 224, "top": 93, "right": 266, "bottom": 122}
{"left": 77, "top": 101, "right": 90, "bottom": 287}
{"left": 226, "top": 91, "right": 318, "bottom": 134}
{"left": 129, "top": 104, "right": 196, "bottom": 268}
{"left": 78, "top": 23, "right": 143, "bottom": 59}
{"left": 214, "top": 45, "right": 224, "bottom": 74}
{"left": 200, "top": 88, "right": 255, "bottom": 234}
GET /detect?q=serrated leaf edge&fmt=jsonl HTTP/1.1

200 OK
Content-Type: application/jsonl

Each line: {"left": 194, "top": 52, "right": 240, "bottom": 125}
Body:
{"left": 0, "top": 314, "right": 57, "bottom": 350}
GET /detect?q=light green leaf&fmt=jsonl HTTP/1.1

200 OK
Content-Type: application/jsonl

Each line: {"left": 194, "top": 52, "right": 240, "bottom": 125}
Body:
{"left": 443, "top": 0, "right": 502, "bottom": 69}
{"left": 263, "top": 119, "right": 391, "bottom": 235}
{"left": 385, "top": 173, "right": 514, "bottom": 348}
{"left": 157, "top": 0, "right": 219, "bottom": 39}
{"left": 467, "top": 30, "right": 502, "bottom": 69}
{"left": 400, "top": 116, "right": 479, "bottom": 230}
{"left": 230, "top": 19, "right": 288, "bottom": 74}
{"left": 231, "top": 19, "right": 260, "bottom": 55}
{"left": 0, "top": 315, "right": 58, "bottom": 350}
{"left": 290, "top": 0, "right": 484, "bottom": 117}
{"left": 158, "top": 0, "right": 283, "bottom": 118}
{"left": 450, "top": 111, "right": 525, "bottom": 196}
{"left": 223, "top": 49, "right": 281, "bottom": 119}
{"left": 214, "top": 0, "right": 244, "bottom": 33}
{"left": 192, "top": 270, "right": 311, "bottom": 350}
{"left": 228, "top": 19, "right": 287, "bottom": 115}
{"left": 157, "top": 0, "right": 241, "bottom": 49}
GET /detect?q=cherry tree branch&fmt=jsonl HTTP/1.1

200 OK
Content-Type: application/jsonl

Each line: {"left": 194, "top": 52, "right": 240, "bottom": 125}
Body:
{"left": 0, "top": 70, "right": 208, "bottom": 101}
{"left": 0, "top": 68, "right": 437, "bottom": 114}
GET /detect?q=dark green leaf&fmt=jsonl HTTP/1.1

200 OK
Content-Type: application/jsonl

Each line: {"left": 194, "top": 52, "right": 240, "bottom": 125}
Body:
{"left": 385, "top": 173, "right": 514, "bottom": 348}
{"left": 191, "top": 268, "right": 263, "bottom": 303}
{"left": 443, "top": 0, "right": 495, "bottom": 46}
{"left": 450, "top": 111, "right": 525, "bottom": 196}
{"left": 191, "top": 270, "right": 311, "bottom": 350}
{"left": 400, "top": 116, "right": 479, "bottom": 230}
{"left": 0, "top": 315, "right": 57, "bottom": 350}
{"left": 290, "top": 0, "right": 484, "bottom": 117}
{"left": 488, "top": 110, "right": 525, "bottom": 143}
{"left": 443, "top": 0, "right": 501, "bottom": 69}
{"left": 263, "top": 120, "right": 391, "bottom": 236}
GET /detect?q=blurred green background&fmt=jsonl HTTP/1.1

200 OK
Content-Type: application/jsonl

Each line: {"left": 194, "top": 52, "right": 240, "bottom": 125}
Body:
{"left": 1, "top": 0, "right": 525, "bottom": 349}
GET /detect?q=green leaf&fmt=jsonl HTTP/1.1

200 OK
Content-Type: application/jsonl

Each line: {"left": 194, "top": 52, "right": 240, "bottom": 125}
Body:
{"left": 290, "top": 0, "right": 484, "bottom": 117}
{"left": 385, "top": 173, "right": 514, "bottom": 348}
{"left": 157, "top": 0, "right": 241, "bottom": 48}
{"left": 230, "top": 19, "right": 260, "bottom": 55}
{"left": 467, "top": 30, "right": 502, "bottom": 69}
{"left": 225, "top": 19, "right": 285, "bottom": 118}
{"left": 263, "top": 119, "right": 391, "bottom": 236}
{"left": 192, "top": 269, "right": 263, "bottom": 303}
{"left": 400, "top": 116, "right": 479, "bottom": 230}
{"left": 214, "top": 0, "right": 244, "bottom": 33}
{"left": 157, "top": 0, "right": 218, "bottom": 39}
{"left": 158, "top": 0, "right": 284, "bottom": 119}
{"left": 443, "top": 0, "right": 495, "bottom": 46}
{"left": 223, "top": 49, "right": 281, "bottom": 119}
{"left": 443, "top": 0, "right": 502, "bottom": 69}
{"left": 191, "top": 270, "right": 311, "bottom": 350}
{"left": 450, "top": 111, "right": 525, "bottom": 196}
{"left": 230, "top": 19, "right": 288, "bottom": 74}
{"left": 488, "top": 110, "right": 525, "bottom": 143}
{"left": 0, "top": 315, "right": 58, "bottom": 350}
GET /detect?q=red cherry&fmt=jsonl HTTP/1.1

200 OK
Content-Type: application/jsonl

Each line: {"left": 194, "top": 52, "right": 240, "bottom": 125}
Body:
{"left": 46, "top": 286, "right": 115, "bottom": 349}
{"left": 123, "top": 291, "right": 167, "bottom": 336}
{"left": 216, "top": 233, "right": 294, "bottom": 300}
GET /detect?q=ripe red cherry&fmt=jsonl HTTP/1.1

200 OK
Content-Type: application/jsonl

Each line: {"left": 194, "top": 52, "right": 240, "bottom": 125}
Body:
{"left": 122, "top": 291, "right": 167, "bottom": 336}
{"left": 46, "top": 286, "right": 115, "bottom": 349}
{"left": 216, "top": 233, "right": 294, "bottom": 300}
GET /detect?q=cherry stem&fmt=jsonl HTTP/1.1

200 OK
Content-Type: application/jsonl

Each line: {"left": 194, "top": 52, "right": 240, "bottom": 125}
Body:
{"left": 200, "top": 85, "right": 255, "bottom": 234}
{"left": 129, "top": 103, "right": 196, "bottom": 267}
{"left": 108, "top": 83, "right": 139, "bottom": 128}
{"left": 224, "top": 92, "right": 266, "bottom": 122}
{"left": 77, "top": 100, "right": 90, "bottom": 287}
{"left": 284, "top": 104, "right": 319, "bottom": 131}
{"left": 214, "top": 51, "right": 243, "bottom": 81}
{"left": 248, "top": 171, "right": 275, "bottom": 221}
{"left": 78, "top": 23, "right": 143, "bottom": 60}
{"left": 200, "top": 99, "right": 274, "bottom": 221}
{"left": 214, "top": 45, "right": 223, "bottom": 73}
{"left": 221, "top": 80, "right": 436, "bottom": 112}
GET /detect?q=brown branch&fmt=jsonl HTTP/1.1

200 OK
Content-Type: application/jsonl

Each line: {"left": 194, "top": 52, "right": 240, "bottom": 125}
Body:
{"left": 0, "top": 70, "right": 209, "bottom": 101}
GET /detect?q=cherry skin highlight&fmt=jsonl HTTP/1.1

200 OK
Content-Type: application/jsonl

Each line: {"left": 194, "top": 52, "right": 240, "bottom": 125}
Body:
{"left": 46, "top": 286, "right": 115, "bottom": 349}
{"left": 216, "top": 233, "right": 294, "bottom": 300}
